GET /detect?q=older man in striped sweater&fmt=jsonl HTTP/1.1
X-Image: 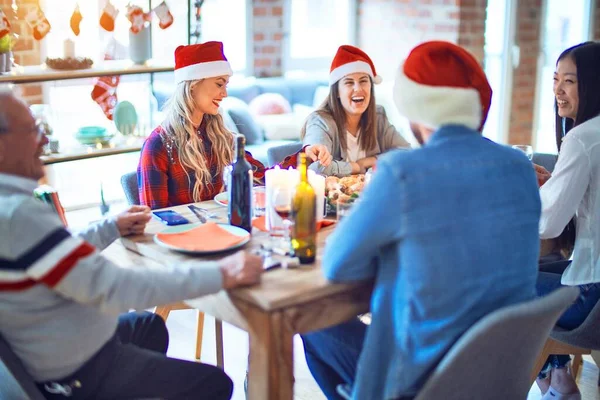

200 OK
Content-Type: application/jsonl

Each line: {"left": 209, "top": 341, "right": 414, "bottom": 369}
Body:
{"left": 0, "top": 89, "right": 262, "bottom": 399}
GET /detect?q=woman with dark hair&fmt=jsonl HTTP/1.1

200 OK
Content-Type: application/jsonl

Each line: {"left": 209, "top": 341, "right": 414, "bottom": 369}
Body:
{"left": 534, "top": 41, "right": 600, "bottom": 399}
{"left": 301, "top": 45, "right": 410, "bottom": 177}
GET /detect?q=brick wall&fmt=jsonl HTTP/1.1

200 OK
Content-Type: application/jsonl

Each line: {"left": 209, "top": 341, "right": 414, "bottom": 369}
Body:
{"left": 357, "top": 0, "right": 462, "bottom": 81}
{"left": 507, "top": 0, "right": 542, "bottom": 145}
{"left": 457, "top": 0, "right": 487, "bottom": 62}
{"left": 251, "top": 0, "right": 284, "bottom": 77}
{"left": 0, "top": 0, "right": 43, "bottom": 104}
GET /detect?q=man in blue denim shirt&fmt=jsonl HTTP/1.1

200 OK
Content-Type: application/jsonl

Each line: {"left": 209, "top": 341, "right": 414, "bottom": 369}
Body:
{"left": 301, "top": 41, "right": 540, "bottom": 400}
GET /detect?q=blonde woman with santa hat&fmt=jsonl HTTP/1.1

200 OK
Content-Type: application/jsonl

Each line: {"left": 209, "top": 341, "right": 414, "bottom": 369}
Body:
{"left": 138, "top": 41, "right": 331, "bottom": 209}
{"left": 301, "top": 41, "right": 540, "bottom": 400}
{"left": 301, "top": 45, "right": 410, "bottom": 177}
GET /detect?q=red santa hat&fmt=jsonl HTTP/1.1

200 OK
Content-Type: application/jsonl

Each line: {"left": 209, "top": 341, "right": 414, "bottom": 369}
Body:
{"left": 174, "top": 41, "right": 233, "bottom": 84}
{"left": 329, "top": 45, "right": 382, "bottom": 86}
{"left": 393, "top": 41, "right": 492, "bottom": 131}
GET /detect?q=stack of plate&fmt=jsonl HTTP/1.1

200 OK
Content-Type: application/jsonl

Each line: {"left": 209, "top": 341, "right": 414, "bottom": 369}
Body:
{"left": 75, "top": 126, "right": 113, "bottom": 146}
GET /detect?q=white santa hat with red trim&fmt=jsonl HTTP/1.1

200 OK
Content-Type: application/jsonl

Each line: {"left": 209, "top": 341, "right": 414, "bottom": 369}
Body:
{"left": 329, "top": 45, "right": 382, "bottom": 86}
{"left": 174, "top": 41, "right": 233, "bottom": 84}
{"left": 393, "top": 41, "right": 493, "bottom": 131}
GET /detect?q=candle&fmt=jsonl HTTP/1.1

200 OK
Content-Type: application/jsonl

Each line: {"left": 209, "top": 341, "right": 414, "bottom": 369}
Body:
{"left": 308, "top": 171, "right": 326, "bottom": 221}
{"left": 63, "top": 39, "right": 75, "bottom": 58}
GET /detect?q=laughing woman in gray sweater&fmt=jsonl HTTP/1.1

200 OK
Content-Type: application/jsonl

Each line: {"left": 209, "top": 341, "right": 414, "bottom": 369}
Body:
{"left": 301, "top": 45, "right": 410, "bottom": 177}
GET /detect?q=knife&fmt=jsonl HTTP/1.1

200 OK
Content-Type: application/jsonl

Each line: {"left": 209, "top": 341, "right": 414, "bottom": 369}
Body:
{"left": 187, "top": 205, "right": 207, "bottom": 223}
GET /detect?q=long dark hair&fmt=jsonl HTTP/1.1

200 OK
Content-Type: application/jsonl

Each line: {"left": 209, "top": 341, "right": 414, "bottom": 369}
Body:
{"left": 301, "top": 77, "right": 378, "bottom": 153}
{"left": 553, "top": 41, "right": 600, "bottom": 257}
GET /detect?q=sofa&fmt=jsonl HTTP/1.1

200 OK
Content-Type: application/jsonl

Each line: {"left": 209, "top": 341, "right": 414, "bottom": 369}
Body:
{"left": 154, "top": 75, "right": 330, "bottom": 166}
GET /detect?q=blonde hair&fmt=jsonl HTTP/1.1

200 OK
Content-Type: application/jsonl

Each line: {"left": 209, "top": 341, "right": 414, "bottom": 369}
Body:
{"left": 301, "top": 79, "right": 378, "bottom": 153}
{"left": 161, "top": 80, "right": 234, "bottom": 201}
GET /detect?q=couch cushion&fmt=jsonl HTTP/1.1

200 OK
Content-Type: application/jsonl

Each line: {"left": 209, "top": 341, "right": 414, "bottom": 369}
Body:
{"left": 249, "top": 93, "right": 292, "bottom": 115}
{"left": 221, "top": 97, "right": 264, "bottom": 144}
{"left": 219, "top": 108, "right": 240, "bottom": 135}
{"left": 226, "top": 84, "right": 261, "bottom": 104}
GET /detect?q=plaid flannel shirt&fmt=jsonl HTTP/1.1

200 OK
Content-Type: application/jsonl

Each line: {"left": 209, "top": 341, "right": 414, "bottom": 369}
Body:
{"left": 138, "top": 125, "right": 301, "bottom": 209}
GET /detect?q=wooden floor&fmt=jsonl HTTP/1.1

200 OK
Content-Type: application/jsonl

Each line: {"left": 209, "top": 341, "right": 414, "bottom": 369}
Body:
{"left": 67, "top": 205, "right": 600, "bottom": 399}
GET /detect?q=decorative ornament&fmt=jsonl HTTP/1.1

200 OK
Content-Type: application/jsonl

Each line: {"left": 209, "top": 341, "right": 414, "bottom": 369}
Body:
{"left": 70, "top": 4, "right": 82, "bottom": 36}
{"left": 153, "top": 1, "right": 174, "bottom": 30}
{"left": 99, "top": 1, "right": 118, "bottom": 32}
{"left": 190, "top": 0, "right": 205, "bottom": 44}
{"left": 126, "top": 5, "right": 151, "bottom": 34}
{"left": 0, "top": 8, "right": 10, "bottom": 40}
{"left": 25, "top": 6, "right": 51, "bottom": 41}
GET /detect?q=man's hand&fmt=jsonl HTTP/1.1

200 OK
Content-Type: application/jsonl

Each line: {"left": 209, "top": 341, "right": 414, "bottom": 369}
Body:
{"left": 219, "top": 251, "right": 263, "bottom": 289}
{"left": 115, "top": 205, "right": 152, "bottom": 236}
{"left": 533, "top": 163, "right": 552, "bottom": 186}
{"left": 305, "top": 144, "right": 333, "bottom": 167}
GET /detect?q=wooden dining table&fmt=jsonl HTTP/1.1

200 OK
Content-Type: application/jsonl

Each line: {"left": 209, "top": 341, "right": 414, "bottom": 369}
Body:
{"left": 102, "top": 201, "right": 372, "bottom": 400}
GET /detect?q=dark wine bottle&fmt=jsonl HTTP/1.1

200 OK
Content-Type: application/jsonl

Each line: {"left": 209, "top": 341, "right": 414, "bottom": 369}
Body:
{"left": 228, "top": 135, "right": 253, "bottom": 233}
{"left": 291, "top": 153, "right": 317, "bottom": 264}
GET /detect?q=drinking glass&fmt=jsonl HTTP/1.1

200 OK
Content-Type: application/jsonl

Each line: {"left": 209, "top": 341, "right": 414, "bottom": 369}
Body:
{"left": 512, "top": 145, "right": 533, "bottom": 161}
{"left": 336, "top": 201, "right": 354, "bottom": 221}
{"left": 222, "top": 164, "right": 232, "bottom": 192}
{"left": 253, "top": 186, "right": 267, "bottom": 217}
{"left": 271, "top": 186, "right": 293, "bottom": 246}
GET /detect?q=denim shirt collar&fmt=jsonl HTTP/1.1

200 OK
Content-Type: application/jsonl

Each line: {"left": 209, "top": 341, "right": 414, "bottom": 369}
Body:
{"left": 0, "top": 172, "right": 38, "bottom": 195}
{"left": 426, "top": 124, "right": 482, "bottom": 147}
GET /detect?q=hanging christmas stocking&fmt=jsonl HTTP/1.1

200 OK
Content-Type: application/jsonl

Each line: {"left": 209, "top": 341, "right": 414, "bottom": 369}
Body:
{"left": 0, "top": 9, "right": 10, "bottom": 40}
{"left": 99, "top": 1, "right": 119, "bottom": 32}
{"left": 126, "top": 5, "right": 151, "bottom": 34}
{"left": 153, "top": 1, "right": 174, "bottom": 30}
{"left": 25, "top": 7, "right": 51, "bottom": 41}
{"left": 91, "top": 75, "right": 120, "bottom": 120}
{"left": 70, "top": 4, "right": 82, "bottom": 36}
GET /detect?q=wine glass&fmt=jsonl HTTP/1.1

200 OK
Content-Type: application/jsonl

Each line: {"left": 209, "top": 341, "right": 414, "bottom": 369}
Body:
{"left": 222, "top": 164, "right": 232, "bottom": 192}
{"left": 512, "top": 145, "right": 534, "bottom": 161}
{"left": 271, "top": 186, "right": 294, "bottom": 247}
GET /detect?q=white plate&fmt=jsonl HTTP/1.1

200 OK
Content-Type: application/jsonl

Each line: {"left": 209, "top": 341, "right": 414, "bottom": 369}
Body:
{"left": 214, "top": 192, "right": 228, "bottom": 207}
{"left": 153, "top": 223, "right": 250, "bottom": 255}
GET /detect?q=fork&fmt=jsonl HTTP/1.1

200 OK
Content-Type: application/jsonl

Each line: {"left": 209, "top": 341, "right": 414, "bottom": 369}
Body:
{"left": 194, "top": 206, "right": 219, "bottom": 219}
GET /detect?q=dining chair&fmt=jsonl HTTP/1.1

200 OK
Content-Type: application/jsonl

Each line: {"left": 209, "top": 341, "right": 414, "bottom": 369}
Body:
{"left": 0, "top": 334, "right": 46, "bottom": 400}
{"left": 119, "top": 172, "right": 224, "bottom": 365}
{"left": 267, "top": 141, "right": 303, "bottom": 167}
{"left": 530, "top": 292, "right": 600, "bottom": 383}
{"left": 532, "top": 152, "right": 558, "bottom": 173}
{"left": 336, "top": 287, "right": 578, "bottom": 400}
{"left": 120, "top": 171, "right": 141, "bottom": 206}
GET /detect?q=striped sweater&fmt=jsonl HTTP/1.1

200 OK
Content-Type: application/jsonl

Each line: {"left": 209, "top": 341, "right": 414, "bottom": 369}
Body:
{"left": 0, "top": 173, "right": 225, "bottom": 382}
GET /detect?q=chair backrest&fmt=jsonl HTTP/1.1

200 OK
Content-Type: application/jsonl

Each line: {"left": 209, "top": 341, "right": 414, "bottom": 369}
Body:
{"left": 532, "top": 152, "right": 558, "bottom": 173}
{"left": 121, "top": 172, "right": 140, "bottom": 206}
{"left": 0, "top": 335, "right": 46, "bottom": 400}
{"left": 267, "top": 142, "right": 303, "bottom": 167}
{"left": 550, "top": 289, "right": 600, "bottom": 350}
{"left": 415, "top": 287, "right": 579, "bottom": 400}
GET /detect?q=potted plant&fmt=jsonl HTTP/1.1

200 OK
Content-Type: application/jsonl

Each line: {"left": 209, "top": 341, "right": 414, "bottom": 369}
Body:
{"left": 0, "top": 34, "right": 14, "bottom": 73}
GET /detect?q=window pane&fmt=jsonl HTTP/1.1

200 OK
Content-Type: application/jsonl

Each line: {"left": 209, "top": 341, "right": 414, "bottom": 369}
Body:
{"left": 535, "top": 0, "right": 591, "bottom": 154}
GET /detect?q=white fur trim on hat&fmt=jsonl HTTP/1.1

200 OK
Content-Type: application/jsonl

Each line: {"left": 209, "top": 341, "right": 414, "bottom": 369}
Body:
{"left": 174, "top": 60, "right": 233, "bottom": 84}
{"left": 329, "top": 61, "right": 382, "bottom": 86}
{"left": 393, "top": 62, "right": 481, "bottom": 130}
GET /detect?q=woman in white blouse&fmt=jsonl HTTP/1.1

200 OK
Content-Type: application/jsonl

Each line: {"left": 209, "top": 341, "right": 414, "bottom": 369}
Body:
{"left": 534, "top": 41, "right": 600, "bottom": 400}
{"left": 301, "top": 45, "right": 410, "bottom": 177}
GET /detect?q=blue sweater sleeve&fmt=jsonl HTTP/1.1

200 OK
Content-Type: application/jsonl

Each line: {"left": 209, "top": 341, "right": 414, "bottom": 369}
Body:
{"left": 322, "top": 156, "right": 403, "bottom": 281}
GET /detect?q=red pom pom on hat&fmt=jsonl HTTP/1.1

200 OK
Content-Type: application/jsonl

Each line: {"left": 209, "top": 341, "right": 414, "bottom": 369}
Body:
{"left": 174, "top": 41, "right": 233, "bottom": 84}
{"left": 329, "top": 45, "right": 382, "bottom": 86}
{"left": 393, "top": 41, "right": 492, "bottom": 131}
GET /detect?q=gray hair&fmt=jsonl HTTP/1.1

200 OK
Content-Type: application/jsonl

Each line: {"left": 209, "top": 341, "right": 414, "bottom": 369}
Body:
{"left": 0, "top": 85, "right": 17, "bottom": 134}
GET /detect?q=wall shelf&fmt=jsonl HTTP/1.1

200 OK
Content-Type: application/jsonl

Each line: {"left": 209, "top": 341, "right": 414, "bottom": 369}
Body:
{"left": 0, "top": 59, "right": 174, "bottom": 84}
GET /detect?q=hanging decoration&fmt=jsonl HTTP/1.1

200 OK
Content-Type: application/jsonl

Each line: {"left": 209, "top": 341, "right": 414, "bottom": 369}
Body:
{"left": 126, "top": 5, "right": 151, "bottom": 34}
{"left": 190, "top": 0, "right": 204, "bottom": 44}
{"left": 99, "top": 1, "right": 119, "bottom": 32}
{"left": 70, "top": 4, "right": 82, "bottom": 36}
{"left": 25, "top": 6, "right": 51, "bottom": 41}
{"left": 0, "top": 8, "right": 10, "bottom": 40}
{"left": 91, "top": 74, "right": 120, "bottom": 120}
{"left": 153, "top": 1, "right": 173, "bottom": 30}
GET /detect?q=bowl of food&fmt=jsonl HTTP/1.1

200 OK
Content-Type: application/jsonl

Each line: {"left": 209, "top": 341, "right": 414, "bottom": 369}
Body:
{"left": 325, "top": 174, "right": 366, "bottom": 214}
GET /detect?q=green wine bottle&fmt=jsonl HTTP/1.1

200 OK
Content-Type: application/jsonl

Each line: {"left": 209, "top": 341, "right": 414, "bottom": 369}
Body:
{"left": 291, "top": 153, "right": 317, "bottom": 264}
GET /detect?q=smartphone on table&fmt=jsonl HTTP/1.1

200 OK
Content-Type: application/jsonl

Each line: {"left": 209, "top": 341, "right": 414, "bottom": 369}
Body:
{"left": 152, "top": 210, "right": 190, "bottom": 226}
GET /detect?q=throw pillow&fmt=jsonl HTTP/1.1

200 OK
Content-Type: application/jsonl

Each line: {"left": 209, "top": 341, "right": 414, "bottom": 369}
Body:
{"left": 220, "top": 96, "right": 264, "bottom": 144}
{"left": 248, "top": 93, "right": 292, "bottom": 116}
